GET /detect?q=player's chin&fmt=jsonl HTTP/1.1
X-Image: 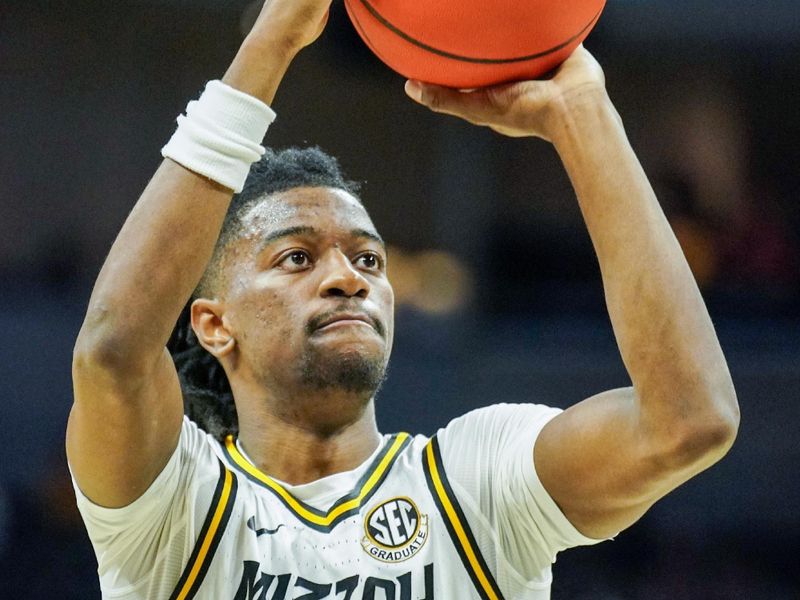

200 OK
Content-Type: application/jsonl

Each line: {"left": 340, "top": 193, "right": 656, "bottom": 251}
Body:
{"left": 323, "top": 340, "right": 387, "bottom": 366}
{"left": 299, "top": 339, "right": 388, "bottom": 394}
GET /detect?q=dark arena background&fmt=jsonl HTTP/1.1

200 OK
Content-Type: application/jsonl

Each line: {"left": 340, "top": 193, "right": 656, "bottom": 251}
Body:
{"left": 1, "top": 1, "right": 799, "bottom": 598}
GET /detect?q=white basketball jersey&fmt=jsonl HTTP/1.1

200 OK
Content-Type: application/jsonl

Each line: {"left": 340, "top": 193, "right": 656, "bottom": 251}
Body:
{"left": 73, "top": 404, "right": 601, "bottom": 600}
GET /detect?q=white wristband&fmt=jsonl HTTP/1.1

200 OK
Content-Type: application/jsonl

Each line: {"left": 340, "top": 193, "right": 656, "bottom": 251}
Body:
{"left": 161, "top": 80, "right": 277, "bottom": 192}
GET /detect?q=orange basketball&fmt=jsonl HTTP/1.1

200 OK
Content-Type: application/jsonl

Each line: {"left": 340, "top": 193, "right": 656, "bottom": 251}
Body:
{"left": 344, "top": 0, "right": 606, "bottom": 88}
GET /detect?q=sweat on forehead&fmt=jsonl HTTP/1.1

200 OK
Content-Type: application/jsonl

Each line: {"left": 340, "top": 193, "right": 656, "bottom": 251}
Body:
{"left": 194, "top": 187, "right": 372, "bottom": 300}
{"left": 239, "top": 187, "right": 371, "bottom": 240}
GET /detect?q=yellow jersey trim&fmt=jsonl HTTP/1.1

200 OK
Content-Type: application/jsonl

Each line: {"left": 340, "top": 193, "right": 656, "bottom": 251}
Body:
{"left": 223, "top": 432, "right": 411, "bottom": 531}
{"left": 170, "top": 462, "right": 238, "bottom": 600}
{"left": 424, "top": 438, "right": 504, "bottom": 600}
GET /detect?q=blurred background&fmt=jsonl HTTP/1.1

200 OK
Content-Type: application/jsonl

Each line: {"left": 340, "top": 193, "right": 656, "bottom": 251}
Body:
{"left": 1, "top": 0, "right": 798, "bottom": 598}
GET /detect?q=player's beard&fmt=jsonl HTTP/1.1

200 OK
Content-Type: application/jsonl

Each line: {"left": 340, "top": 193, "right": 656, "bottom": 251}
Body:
{"left": 297, "top": 343, "right": 387, "bottom": 397}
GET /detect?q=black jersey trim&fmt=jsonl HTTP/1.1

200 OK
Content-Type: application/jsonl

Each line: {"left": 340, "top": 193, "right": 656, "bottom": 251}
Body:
{"left": 423, "top": 436, "right": 505, "bottom": 600}
{"left": 223, "top": 433, "right": 412, "bottom": 532}
{"left": 169, "top": 460, "right": 238, "bottom": 600}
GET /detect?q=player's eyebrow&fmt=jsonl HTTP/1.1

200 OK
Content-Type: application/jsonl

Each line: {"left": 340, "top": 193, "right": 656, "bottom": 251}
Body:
{"left": 257, "top": 226, "right": 315, "bottom": 252}
{"left": 351, "top": 228, "right": 386, "bottom": 250}
{"left": 256, "top": 226, "right": 386, "bottom": 253}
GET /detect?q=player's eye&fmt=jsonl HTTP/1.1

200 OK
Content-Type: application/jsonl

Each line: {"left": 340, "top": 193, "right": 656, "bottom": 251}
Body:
{"left": 278, "top": 250, "right": 312, "bottom": 270}
{"left": 355, "top": 252, "right": 383, "bottom": 271}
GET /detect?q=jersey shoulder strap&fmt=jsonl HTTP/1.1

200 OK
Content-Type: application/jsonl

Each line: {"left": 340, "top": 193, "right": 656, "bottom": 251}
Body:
{"left": 169, "top": 459, "right": 239, "bottom": 600}
{"left": 423, "top": 435, "right": 506, "bottom": 600}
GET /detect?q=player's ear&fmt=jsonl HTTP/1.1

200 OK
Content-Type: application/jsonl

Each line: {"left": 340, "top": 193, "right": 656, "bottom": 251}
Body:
{"left": 191, "top": 298, "right": 235, "bottom": 358}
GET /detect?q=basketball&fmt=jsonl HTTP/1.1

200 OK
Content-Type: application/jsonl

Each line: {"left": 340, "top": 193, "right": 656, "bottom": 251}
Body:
{"left": 344, "top": 0, "right": 607, "bottom": 88}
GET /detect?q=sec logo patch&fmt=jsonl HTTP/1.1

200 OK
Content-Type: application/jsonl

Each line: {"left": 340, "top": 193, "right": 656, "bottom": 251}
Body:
{"left": 361, "top": 497, "right": 428, "bottom": 563}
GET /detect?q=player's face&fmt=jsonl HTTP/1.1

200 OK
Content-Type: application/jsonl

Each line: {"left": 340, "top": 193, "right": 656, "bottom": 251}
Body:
{"left": 223, "top": 187, "right": 394, "bottom": 398}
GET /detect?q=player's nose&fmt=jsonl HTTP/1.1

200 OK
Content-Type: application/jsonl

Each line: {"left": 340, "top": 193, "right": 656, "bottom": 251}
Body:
{"left": 318, "top": 250, "right": 370, "bottom": 299}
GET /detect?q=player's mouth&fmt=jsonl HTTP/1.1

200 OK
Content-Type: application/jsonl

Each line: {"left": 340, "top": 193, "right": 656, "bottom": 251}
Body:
{"left": 309, "top": 310, "right": 384, "bottom": 337}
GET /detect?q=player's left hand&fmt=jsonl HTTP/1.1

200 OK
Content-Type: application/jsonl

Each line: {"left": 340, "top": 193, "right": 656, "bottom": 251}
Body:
{"left": 404, "top": 45, "right": 607, "bottom": 141}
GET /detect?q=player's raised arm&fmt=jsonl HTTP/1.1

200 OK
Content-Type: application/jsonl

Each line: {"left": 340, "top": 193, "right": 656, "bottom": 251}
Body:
{"left": 405, "top": 47, "right": 739, "bottom": 539}
{"left": 68, "top": 0, "right": 333, "bottom": 509}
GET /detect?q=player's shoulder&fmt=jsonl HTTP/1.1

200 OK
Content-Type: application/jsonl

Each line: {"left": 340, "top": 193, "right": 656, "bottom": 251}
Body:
{"left": 403, "top": 432, "right": 434, "bottom": 456}
{"left": 399, "top": 404, "right": 562, "bottom": 455}
{"left": 174, "top": 418, "right": 239, "bottom": 528}
{"left": 177, "top": 416, "right": 232, "bottom": 480}
{"left": 437, "top": 403, "right": 562, "bottom": 442}
{"left": 398, "top": 403, "right": 562, "bottom": 471}
{"left": 369, "top": 431, "right": 431, "bottom": 468}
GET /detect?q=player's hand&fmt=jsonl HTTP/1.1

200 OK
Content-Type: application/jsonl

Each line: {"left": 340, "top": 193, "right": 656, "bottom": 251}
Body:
{"left": 247, "top": 0, "right": 333, "bottom": 54}
{"left": 223, "top": 0, "right": 333, "bottom": 103}
{"left": 404, "top": 46, "right": 608, "bottom": 141}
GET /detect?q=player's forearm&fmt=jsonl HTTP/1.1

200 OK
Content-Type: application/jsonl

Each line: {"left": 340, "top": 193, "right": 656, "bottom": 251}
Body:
{"left": 77, "top": 41, "right": 296, "bottom": 370}
{"left": 550, "top": 90, "right": 739, "bottom": 443}
{"left": 77, "top": 162, "right": 229, "bottom": 365}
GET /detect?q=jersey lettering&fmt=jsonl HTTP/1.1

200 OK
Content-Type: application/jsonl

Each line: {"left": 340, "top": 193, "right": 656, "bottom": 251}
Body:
{"left": 233, "top": 563, "right": 434, "bottom": 600}
{"left": 368, "top": 513, "right": 391, "bottom": 546}
{"left": 295, "top": 578, "right": 332, "bottom": 599}
{"left": 386, "top": 501, "right": 407, "bottom": 545}
{"left": 234, "top": 563, "right": 291, "bottom": 600}
{"left": 335, "top": 576, "right": 359, "bottom": 600}
{"left": 362, "top": 577, "right": 393, "bottom": 600}
{"left": 398, "top": 566, "right": 434, "bottom": 600}
{"left": 368, "top": 499, "right": 418, "bottom": 547}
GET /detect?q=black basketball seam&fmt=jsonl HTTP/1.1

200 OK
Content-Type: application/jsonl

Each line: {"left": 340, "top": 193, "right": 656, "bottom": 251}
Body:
{"left": 346, "top": 0, "right": 395, "bottom": 68}
{"left": 356, "top": 1, "right": 603, "bottom": 64}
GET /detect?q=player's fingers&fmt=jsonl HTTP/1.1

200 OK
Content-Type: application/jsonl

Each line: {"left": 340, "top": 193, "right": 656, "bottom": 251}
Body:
{"left": 405, "top": 80, "right": 492, "bottom": 124}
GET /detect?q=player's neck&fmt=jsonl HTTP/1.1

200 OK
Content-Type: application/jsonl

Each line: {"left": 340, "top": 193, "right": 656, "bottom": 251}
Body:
{"left": 236, "top": 397, "right": 382, "bottom": 486}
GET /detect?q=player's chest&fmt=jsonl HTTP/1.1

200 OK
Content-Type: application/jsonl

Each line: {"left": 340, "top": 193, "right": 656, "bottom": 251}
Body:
{"left": 223, "top": 474, "right": 453, "bottom": 599}
{"left": 207, "top": 434, "right": 493, "bottom": 599}
{"left": 237, "top": 471, "right": 438, "bottom": 561}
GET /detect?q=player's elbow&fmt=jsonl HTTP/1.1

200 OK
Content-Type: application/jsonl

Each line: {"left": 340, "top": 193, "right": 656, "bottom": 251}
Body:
{"left": 679, "top": 413, "right": 738, "bottom": 465}
{"left": 73, "top": 309, "right": 154, "bottom": 382}
{"left": 660, "top": 390, "right": 740, "bottom": 471}
{"left": 699, "top": 382, "right": 740, "bottom": 456}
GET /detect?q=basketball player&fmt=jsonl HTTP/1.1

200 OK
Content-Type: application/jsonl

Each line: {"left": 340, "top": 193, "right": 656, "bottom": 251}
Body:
{"left": 67, "top": 1, "right": 740, "bottom": 598}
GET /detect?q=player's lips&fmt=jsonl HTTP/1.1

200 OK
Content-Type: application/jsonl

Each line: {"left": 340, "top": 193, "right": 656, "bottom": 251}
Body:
{"left": 315, "top": 312, "right": 377, "bottom": 332}
{"left": 307, "top": 307, "right": 386, "bottom": 338}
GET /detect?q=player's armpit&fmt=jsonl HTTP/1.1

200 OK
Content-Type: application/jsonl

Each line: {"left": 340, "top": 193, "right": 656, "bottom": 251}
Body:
{"left": 533, "top": 387, "right": 737, "bottom": 540}
{"left": 67, "top": 346, "right": 184, "bottom": 509}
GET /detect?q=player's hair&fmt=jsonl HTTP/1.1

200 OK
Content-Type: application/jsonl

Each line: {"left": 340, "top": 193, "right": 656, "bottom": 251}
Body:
{"left": 167, "top": 147, "right": 360, "bottom": 440}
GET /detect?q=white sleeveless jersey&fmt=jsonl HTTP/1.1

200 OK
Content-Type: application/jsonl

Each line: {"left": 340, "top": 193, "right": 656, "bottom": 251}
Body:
{"left": 74, "top": 404, "right": 601, "bottom": 600}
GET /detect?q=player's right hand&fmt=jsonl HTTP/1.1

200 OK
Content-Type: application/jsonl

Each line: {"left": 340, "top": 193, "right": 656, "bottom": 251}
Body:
{"left": 248, "top": 0, "right": 333, "bottom": 53}
{"left": 404, "top": 46, "right": 608, "bottom": 141}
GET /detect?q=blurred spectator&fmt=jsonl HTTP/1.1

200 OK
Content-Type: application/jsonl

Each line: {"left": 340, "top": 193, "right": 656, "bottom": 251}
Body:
{"left": 654, "top": 76, "right": 800, "bottom": 312}
{"left": 387, "top": 245, "right": 473, "bottom": 315}
{"left": 0, "top": 452, "right": 99, "bottom": 599}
